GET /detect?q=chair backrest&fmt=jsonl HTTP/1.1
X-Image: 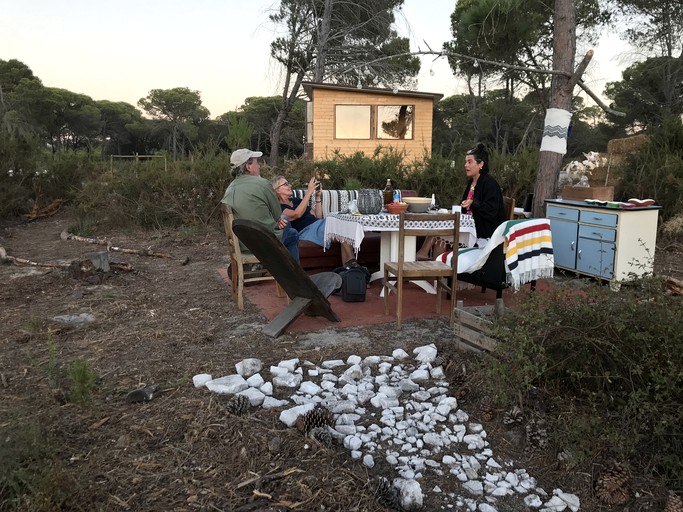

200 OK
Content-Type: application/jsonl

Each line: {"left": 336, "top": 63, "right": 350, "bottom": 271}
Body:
{"left": 503, "top": 196, "right": 515, "bottom": 220}
{"left": 397, "top": 212, "right": 461, "bottom": 274}
{"left": 221, "top": 203, "right": 246, "bottom": 262}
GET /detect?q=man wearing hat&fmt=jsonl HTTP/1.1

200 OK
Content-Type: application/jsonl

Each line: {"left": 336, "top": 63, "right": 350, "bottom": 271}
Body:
{"left": 221, "top": 149, "right": 299, "bottom": 261}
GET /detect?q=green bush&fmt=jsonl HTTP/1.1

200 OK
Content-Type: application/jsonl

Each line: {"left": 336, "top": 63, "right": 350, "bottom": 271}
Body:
{"left": 488, "top": 278, "right": 683, "bottom": 487}
{"left": 0, "top": 418, "right": 77, "bottom": 511}
{"left": 615, "top": 117, "right": 683, "bottom": 221}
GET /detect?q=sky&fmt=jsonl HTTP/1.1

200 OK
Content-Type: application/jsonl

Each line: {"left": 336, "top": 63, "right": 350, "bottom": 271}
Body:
{"left": 0, "top": 0, "right": 638, "bottom": 118}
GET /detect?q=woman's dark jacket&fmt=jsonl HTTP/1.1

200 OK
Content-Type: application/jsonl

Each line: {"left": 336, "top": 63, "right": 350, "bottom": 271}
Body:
{"left": 461, "top": 172, "right": 506, "bottom": 239}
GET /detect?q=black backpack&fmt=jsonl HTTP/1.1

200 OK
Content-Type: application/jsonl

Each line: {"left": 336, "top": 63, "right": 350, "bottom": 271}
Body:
{"left": 333, "top": 265, "right": 371, "bottom": 302}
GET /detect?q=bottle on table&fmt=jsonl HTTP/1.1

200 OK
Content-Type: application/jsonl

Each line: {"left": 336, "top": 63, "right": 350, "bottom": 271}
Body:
{"left": 383, "top": 179, "right": 394, "bottom": 205}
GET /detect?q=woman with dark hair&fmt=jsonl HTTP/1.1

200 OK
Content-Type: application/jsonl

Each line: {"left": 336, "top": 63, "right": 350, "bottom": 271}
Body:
{"left": 416, "top": 143, "right": 506, "bottom": 259}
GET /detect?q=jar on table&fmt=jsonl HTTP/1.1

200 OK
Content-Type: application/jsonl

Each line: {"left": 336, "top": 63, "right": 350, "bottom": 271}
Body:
{"left": 357, "top": 189, "right": 383, "bottom": 214}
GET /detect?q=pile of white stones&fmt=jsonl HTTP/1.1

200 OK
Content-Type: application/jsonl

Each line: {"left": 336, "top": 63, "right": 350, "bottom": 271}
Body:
{"left": 193, "top": 344, "right": 580, "bottom": 512}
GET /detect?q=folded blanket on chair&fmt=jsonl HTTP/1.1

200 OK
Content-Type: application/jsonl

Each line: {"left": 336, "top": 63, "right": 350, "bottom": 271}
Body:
{"left": 437, "top": 219, "right": 554, "bottom": 290}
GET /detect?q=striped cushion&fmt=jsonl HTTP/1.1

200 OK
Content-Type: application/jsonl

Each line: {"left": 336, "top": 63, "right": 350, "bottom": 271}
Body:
{"left": 291, "top": 189, "right": 359, "bottom": 217}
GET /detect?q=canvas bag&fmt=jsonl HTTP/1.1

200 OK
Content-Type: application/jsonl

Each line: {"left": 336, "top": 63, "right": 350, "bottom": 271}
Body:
{"left": 333, "top": 265, "right": 371, "bottom": 302}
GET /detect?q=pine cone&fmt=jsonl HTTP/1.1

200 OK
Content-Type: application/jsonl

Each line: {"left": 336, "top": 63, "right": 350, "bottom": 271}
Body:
{"left": 225, "top": 394, "right": 250, "bottom": 416}
{"left": 449, "top": 363, "right": 467, "bottom": 387}
{"left": 454, "top": 386, "right": 469, "bottom": 401}
{"left": 375, "top": 476, "right": 402, "bottom": 511}
{"left": 525, "top": 418, "right": 548, "bottom": 451}
{"left": 480, "top": 397, "right": 494, "bottom": 422}
{"left": 595, "top": 463, "right": 630, "bottom": 506}
{"left": 300, "top": 405, "right": 334, "bottom": 435}
{"left": 665, "top": 492, "right": 683, "bottom": 512}
{"left": 310, "top": 426, "right": 333, "bottom": 447}
{"left": 503, "top": 405, "right": 524, "bottom": 427}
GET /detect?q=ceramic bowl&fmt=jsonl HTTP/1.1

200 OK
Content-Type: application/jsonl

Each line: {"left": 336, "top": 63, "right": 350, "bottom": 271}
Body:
{"left": 385, "top": 202, "right": 409, "bottom": 215}
{"left": 403, "top": 197, "right": 431, "bottom": 213}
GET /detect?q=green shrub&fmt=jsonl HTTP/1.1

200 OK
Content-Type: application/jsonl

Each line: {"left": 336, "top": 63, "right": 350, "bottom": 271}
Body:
{"left": 67, "top": 359, "right": 97, "bottom": 406}
{"left": 0, "top": 418, "right": 77, "bottom": 511}
{"left": 488, "top": 278, "right": 683, "bottom": 487}
{"left": 615, "top": 117, "right": 683, "bottom": 221}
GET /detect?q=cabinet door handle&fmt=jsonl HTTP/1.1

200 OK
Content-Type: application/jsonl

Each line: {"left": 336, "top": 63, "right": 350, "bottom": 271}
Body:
{"left": 570, "top": 241, "right": 575, "bottom": 251}
{"left": 578, "top": 249, "right": 581, "bottom": 259}
{"left": 592, "top": 231, "right": 603, "bottom": 238}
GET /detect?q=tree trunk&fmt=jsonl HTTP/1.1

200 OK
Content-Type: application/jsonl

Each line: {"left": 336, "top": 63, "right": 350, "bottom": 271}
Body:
{"left": 532, "top": 0, "right": 576, "bottom": 218}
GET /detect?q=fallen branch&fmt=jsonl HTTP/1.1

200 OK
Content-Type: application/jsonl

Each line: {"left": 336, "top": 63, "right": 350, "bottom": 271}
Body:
{"left": 26, "top": 198, "right": 65, "bottom": 222}
{"left": 0, "top": 246, "right": 70, "bottom": 269}
{"left": 60, "top": 231, "right": 189, "bottom": 265}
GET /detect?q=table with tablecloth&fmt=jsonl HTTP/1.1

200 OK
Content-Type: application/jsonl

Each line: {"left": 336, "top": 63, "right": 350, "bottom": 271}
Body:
{"left": 324, "top": 212, "right": 478, "bottom": 294}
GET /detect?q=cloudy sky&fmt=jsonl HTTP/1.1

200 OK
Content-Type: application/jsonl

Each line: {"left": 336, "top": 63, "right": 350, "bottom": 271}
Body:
{"left": 0, "top": 0, "right": 637, "bottom": 117}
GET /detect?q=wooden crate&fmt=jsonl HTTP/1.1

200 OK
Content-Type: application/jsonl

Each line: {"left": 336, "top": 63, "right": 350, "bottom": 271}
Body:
{"left": 453, "top": 300, "right": 502, "bottom": 352}
{"left": 561, "top": 185, "right": 614, "bottom": 201}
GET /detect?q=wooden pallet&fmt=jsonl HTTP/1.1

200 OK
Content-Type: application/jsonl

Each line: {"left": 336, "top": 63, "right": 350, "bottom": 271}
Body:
{"left": 453, "top": 299, "right": 503, "bottom": 352}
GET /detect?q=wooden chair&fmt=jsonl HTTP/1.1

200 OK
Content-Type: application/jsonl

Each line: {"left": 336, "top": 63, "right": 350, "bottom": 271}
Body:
{"left": 383, "top": 212, "right": 460, "bottom": 328}
{"left": 221, "top": 203, "right": 282, "bottom": 310}
{"left": 503, "top": 196, "right": 516, "bottom": 220}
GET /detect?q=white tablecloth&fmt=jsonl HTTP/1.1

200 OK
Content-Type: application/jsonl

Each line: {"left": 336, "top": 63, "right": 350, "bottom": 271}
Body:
{"left": 324, "top": 212, "right": 477, "bottom": 253}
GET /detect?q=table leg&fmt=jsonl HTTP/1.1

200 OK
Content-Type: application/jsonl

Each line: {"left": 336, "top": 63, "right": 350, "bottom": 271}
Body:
{"left": 376, "top": 232, "right": 437, "bottom": 296}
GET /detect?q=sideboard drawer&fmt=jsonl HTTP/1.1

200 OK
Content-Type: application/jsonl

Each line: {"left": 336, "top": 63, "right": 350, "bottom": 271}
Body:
{"left": 580, "top": 210, "right": 617, "bottom": 228}
{"left": 579, "top": 224, "right": 617, "bottom": 243}
{"left": 547, "top": 205, "right": 579, "bottom": 222}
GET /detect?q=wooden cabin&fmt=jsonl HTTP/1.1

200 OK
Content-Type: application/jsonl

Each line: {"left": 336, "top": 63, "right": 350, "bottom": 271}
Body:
{"left": 301, "top": 82, "right": 443, "bottom": 162}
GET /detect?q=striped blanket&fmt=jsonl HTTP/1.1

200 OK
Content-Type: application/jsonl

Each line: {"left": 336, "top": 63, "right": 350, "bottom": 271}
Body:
{"left": 437, "top": 219, "right": 554, "bottom": 290}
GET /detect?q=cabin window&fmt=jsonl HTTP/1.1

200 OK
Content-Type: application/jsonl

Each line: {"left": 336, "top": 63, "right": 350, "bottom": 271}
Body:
{"left": 335, "top": 105, "right": 371, "bottom": 139}
{"left": 377, "top": 105, "right": 414, "bottom": 140}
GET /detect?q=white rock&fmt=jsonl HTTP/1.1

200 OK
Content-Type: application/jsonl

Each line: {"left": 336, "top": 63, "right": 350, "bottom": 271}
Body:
{"left": 357, "top": 390, "right": 375, "bottom": 404}
{"left": 326, "top": 400, "right": 357, "bottom": 414}
{"left": 344, "top": 364, "right": 363, "bottom": 380}
{"left": 486, "top": 458, "right": 502, "bottom": 469}
{"left": 463, "top": 434, "right": 485, "bottom": 449}
{"left": 371, "top": 395, "right": 399, "bottom": 409}
{"left": 343, "top": 435, "right": 362, "bottom": 451}
{"left": 392, "top": 349, "right": 409, "bottom": 359}
{"left": 454, "top": 409, "right": 469, "bottom": 422}
{"left": 307, "top": 369, "right": 319, "bottom": 377}
{"left": 379, "top": 385, "right": 402, "bottom": 398}
{"left": 423, "top": 432, "right": 443, "bottom": 447}
{"left": 262, "top": 396, "right": 289, "bottom": 408}
{"left": 524, "top": 494, "right": 543, "bottom": 508}
{"left": 235, "top": 358, "right": 262, "bottom": 377}
{"left": 542, "top": 495, "right": 568, "bottom": 511}
{"left": 347, "top": 355, "right": 362, "bottom": 365}
{"left": 192, "top": 373, "right": 212, "bottom": 388}
{"left": 270, "top": 365, "right": 289, "bottom": 376}
{"left": 320, "top": 380, "right": 336, "bottom": 391}
{"left": 246, "top": 373, "right": 264, "bottom": 387}
{"left": 409, "top": 369, "right": 430, "bottom": 381}
{"left": 205, "top": 375, "right": 248, "bottom": 394}
{"left": 442, "top": 455, "right": 457, "bottom": 465}
{"left": 259, "top": 382, "right": 273, "bottom": 396}
{"left": 273, "top": 373, "right": 303, "bottom": 388}
{"left": 335, "top": 425, "right": 357, "bottom": 436}
{"left": 362, "top": 355, "right": 382, "bottom": 365}
{"left": 554, "top": 490, "right": 580, "bottom": 512}
{"left": 412, "top": 344, "right": 437, "bottom": 361}
{"left": 237, "top": 387, "right": 266, "bottom": 406}
{"left": 321, "top": 359, "right": 345, "bottom": 369}
{"left": 363, "top": 454, "right": 375, "bottom": 468}
{"left": 299, "top": 381, "right": 322, "bottom": 395}
{"left": 399, "top": 479, "right": 424, "bottom": 509}
{"left": 321, "top": 373, "right": 338, "bottom": 382}
{"left": 278, "top": 358, "right": 299, "bottom": 372}
{"left": 340, "top": 383, "right": 358, "bottom": 396}
{"left": 278, "top": 403, "right": 315, "bottom": 427}
{"left": 463, "top": 480, "right": 483, "bottom": 496}
{"left": 350, "top": 450, "right": 362, "bottom": 459}
{"left": 412, "top": 390, "right": 431, "bottom": 401}
{"left": 478, "top": 504, "right": 497, "bottom": 512}
{"left": 430, "top": 366, "right": 445, "bottom": 379}
{"left": 469, "top": 423, "right": 484, "bottom": 434}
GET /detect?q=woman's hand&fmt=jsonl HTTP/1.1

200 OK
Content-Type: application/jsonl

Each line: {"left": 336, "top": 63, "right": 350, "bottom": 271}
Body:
{"left": 306, "top": 176, "right": 319, "bottom": 194}
{"left": 461, "top": 199, "right": 473, "bottom": 209}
